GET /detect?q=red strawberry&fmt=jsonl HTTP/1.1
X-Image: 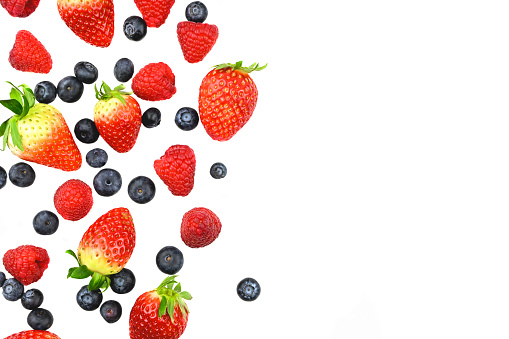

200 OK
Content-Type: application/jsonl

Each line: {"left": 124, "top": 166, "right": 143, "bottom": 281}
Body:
{"left": 54, "top": 179, "right": 93, "bottom": 221}
{"left": 0, "top": 0, "right": 40, "bottom": 17}
{"left": 3, "top": 245, "right": 50, "bottom": 286}
{"left": 181, "top": 207, "right": 221, "bottom": 248}
{"left": 130, "top": 276, "right": 191, "bottom": 339}
{"left": 67, "top": 207, "right": 136, "bottom": 291}
{"left": 198, "top": 61, "right": 266, "bottom": 141}
{"left": 94, "top": 82, "right": 142, "bottom": 153}
{"left": 4, "top": 331, "right": 61, "bottom": 339}
{"left": 57, "top": 0, "right": 114, "bottom": 47}
{"left": 132, "top": 62, "right": 176, "bottom": 101}
{"left": 154, "top": 145, "right": 196, "bottom": 197}
{"left": 177, "top": 22, "right": 218, "bottom": 63}
{"left": 134, "top": 0, "right": 174, "bottom": 28}
{"left": 9, "top": 30, "right": 52, "bottom": 74}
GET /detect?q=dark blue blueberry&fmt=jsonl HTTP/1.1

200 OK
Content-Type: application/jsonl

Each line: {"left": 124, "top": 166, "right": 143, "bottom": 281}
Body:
{"left": 237, "top": 278, "right": 261, "bottom": 301}
{"left": 27, "top": 308, "right": 53, "bottom": 330}
{"left": 100, "top": 300, "right": 122, "bottom": 323}
{"left": 57, "top": 76, "right": 84, "bottom": 103}
{"left": 21, "top": 289, "right": 44, "bottom": 310}
{"left": 142, "top": 108, "right": 161, "bottom": 128}
{"left": 175, "top": 107, "right": 199, "bottom": 131}
{"left": 128, "top": 176, "right": 156, "bottom": 204}
{"left": 123, "top": 16, "right": 147, "bottom": 41}
{"left": 185, "top": 1, "right": 208, "bottom": 23}
{"left": 0, "top": 272, "right": 5, "bottom": 287}
{"left": 156, "top": 246, "right": 184, "bottom": 275}
{"left": 2, "top": 278, "right": 24, "bottom": 301}
{"left": 34, "top": 81, "right": 57, "bottom": 104}
{"left": 74, "top": 118, "right": 100, "bottom": 144}
{"left": 210, "top": 162, "right": 227, "bottom": 179}
{"left": 74, "top": 61, "right": 99, "bottom": 84}
{"left": 110, "top": 268, "right": 136, "bottom": 294}
{"left": 33, "top": 210, "right": 59, "bottom": 235}
{"left": 9, "top": 162, "right": 35, "bottom": 187}
{"left": 86, "top": 148, "right": 108, "bottom": 168}
{"left": 76, "top": 285, "right": 103, "bottom": 311}
{"left": 93, "top": 168, "right": 122, "bottom": 197}
{"left": 0, "top": 166, "right": 6, "bottom": 189}
{"left": 114, "top": 58, "right": 135, "bottom": 83}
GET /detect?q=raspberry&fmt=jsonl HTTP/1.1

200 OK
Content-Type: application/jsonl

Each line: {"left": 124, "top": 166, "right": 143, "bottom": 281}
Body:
{"left": 0, "top": 0, "right": 40, "bottom": 18}
{"left": 134, "top": 0, "right": 174, "bottom": 28}
{"left": 132, "top": 62, "right": 176, "bottom": 101}
{"left": 54, "top": 179, "right": 93, "bottom": 221}
{"left": 8, "top": 30, "right": 52, "bottom": 74}
{"left": 180, "top": 207, "right": 221, "bottom": 248}
{"left": 177, "top": 22, "right": 219, "bottom": 63}
{"left": 154, "top": 145, "right": 196, "bottom": 197}
{"left": 3, "top": 245, "right": 50, "bottom": 286}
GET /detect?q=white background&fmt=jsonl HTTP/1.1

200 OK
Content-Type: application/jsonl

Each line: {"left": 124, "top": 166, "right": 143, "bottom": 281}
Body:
{"left": 0, "top": 0, "right": 509, "bottom": 338}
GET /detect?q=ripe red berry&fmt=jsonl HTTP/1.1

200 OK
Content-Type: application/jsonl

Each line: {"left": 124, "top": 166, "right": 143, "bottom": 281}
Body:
{"left": 132, "top": 62, "right": 176, "bottom": 101}
{"left": 177, "top": 21, "right": 218, "bottom": 63}
{"left": 134, "top": 0, "right": 174, "bottom": 28}
{"left": 8, "top": 30, "right": 52, "bottom": 74}
{"left": 1, "top": 0, "right": 40, "bottom": 18}
{"left": 3, "top": 245, "right": 50, "bottom": 286}
{"left": 181, "top": 207, "right": 221, "bottom": 248}
{"left": 4, "top": 331, "right": 61, "bottom": 339}
{"left": 54, "top": 179, "right": 93, "bottom": 221}
{"left": 154, "top": 145, "right": 196, "bottom": 197}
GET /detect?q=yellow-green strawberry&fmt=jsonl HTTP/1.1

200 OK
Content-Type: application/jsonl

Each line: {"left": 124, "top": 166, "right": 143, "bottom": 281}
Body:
{"left": 0, "top": 82, "right": 81, "bottom": 171}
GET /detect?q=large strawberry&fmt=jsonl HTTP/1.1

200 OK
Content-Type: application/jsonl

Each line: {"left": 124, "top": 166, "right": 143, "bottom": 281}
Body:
{"left": 130, "top": 275, "right": 192, "bottom": 339}
{"left": 4, "top": 330, "right": 61, "bottom": 339}
{"left": 66, "top": 207, "right": 136, "bottom": 291}
{"left": 1, "top": 0, "right": 40, "bottom": 17}
{"left": 94, "top": 82, "right": 142, "bottom": 153}
{"left": 198, "top": 61, "right": 266, "bottom": 141}
{"left": 0, "top": 83, "right": 82, "bottom": 171}
{"left": 134, "top": 0, "right": 175, "bottom": 28}
{"left": 57, "top": 0, "right": 114, "bottom": 47}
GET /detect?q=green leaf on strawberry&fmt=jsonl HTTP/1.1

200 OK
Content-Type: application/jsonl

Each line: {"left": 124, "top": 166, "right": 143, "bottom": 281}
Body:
{"left": 155, "top": 275, "right": 192, "bottom": 323}
{"left": 0, "top": 100, "right": 23, "bottom": 115}
{"left": 9, "top": 117, "right": 23, "bottom": 151}
{"left": 70, "top": 265, "right": 93, "bottom": 279}
{"left": 10, "top": 88, "right": 22, "bottom": 105}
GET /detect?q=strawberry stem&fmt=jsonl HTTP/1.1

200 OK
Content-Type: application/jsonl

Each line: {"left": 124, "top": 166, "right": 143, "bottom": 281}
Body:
{"left": 213, "top": 61, "right": 267, "bottom": 74}
{"left": 95, "top": 81, "right": 132, "bottom": 105}
{"left": 155, "top": 275, "right": 192, "bottom": 323}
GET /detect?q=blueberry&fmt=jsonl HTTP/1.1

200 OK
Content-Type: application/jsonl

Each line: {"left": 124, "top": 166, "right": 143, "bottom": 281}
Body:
{"left": 114, "top": 58, "right": 135, "bottom": 83}
{"left": 9, "top": 162, "right": 35, "bottom": 187}
{"left": 93, "top": 168, "right": 122, "bottom": 197}
{"left": 21, "top": 289, "right": 44, "bottom": 310}
{"left": 175, "top": 107, "right": 199, "bottom": 131}
{"left": 27, "top": 308, "right": 53, "bottom": 330}
{"left": 0, "top": 272, "right": 5, "bottom": 287}
{"left": 185, "top": 1, "right": 208, "bottom": 23}
{"left": 128, "top": 176, "right": 156, "bottom": 204}
{"left": 86, "top": 148, "right": 108, "bottom": 168}
{"left": 2, "top": 278, "right": 24, "bottom": 301}
{"left": 210, "top": 162, "right": 227, "bottom": 179}
{"left": 74, "top": 118, "right": 100, "bottom": 144}
{"left": 34, "top": 81, "right": 57, "bottom": 104}
{"left": 110, "top": 268, "right": 136, "bottom": 294}
{"left": 142, "top": 108, "right": 161, "bottom": 128}
{"left": 123, "top": 16, "right": 147, "bottom": 41}
{"left": 57, "top": 76, "right": 84, "bottom": 103}
{"left": 237, "top": 278, "right": 261, "bottom": 301}
{"left": 156, "top": 246, "right": 184, "bottom": 275}
{"left": 74, "top": 61, "right": 99, "bottom": 84}
{"left": 100, "top": 300, "right": 122, "bottom": 323}
{"left": 76, "top": 285, "right": 103, "bottom": 311}
{"left": 0, "top": 166, "right": 6, "bottom": 189}
{"left": 33, "top": 210, "right": 59, "bottom": 235}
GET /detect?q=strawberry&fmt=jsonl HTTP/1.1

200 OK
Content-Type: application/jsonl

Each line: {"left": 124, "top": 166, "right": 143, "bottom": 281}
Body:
{"left": 154, "top": 145, "right": 196, "bottom": 197}
{"left": 4, "top": 331, "right": 61, "bottom": 339}
{"left": 0, "top": 83, "right": 82, "bottom": 171}
{"left": 198, "top": 61, "right": 266, "bottom": 141}
{"left": 54, "top": 179, "right": 93, "bottom": 221}
{"left": 134, "top": 0, "right": 174, "bottom": 28}
{"left": 177, "top": 22, "right": 218, "bottom": 63}
{"left": 181, "top": 207, "right": 221, "bottom": 248}
{"left": 132, "top": 62, "right": 176, "bottom": 101}
{"left": 3, "top": 245, "right": 50, "bottom": 286}
{"left": 57, "top": 0, "right": 114, "bottom": 47}
{"left": 94, "top": 82, "right": 142, "bottom": 153}
{"left": 9, "top": 30, "right": 52, "bottom": 74}
{"left": 1, "top": 0, "right": 40, "bottom": 17}
{"left": 129, "top": 275, "right": 192, "bottom": 339}
{"left": 66, "top": 207, "right": 136, "bottom": 291}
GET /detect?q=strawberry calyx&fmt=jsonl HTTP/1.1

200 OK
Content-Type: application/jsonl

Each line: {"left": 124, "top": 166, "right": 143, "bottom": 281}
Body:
{"left": 0, "top": 82, "right": 37, "bottom": 152}
{"left": 213, "top": 61, "right": 267, "bottom": 74}
{"left": 65, "top": 249, "right": 111, "bottom": 292}
{"left": 155, "top": 275, "right": 192, "bottom": 323}
{"left": 95, "top": 81, "right": 132, "bottom": 105}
